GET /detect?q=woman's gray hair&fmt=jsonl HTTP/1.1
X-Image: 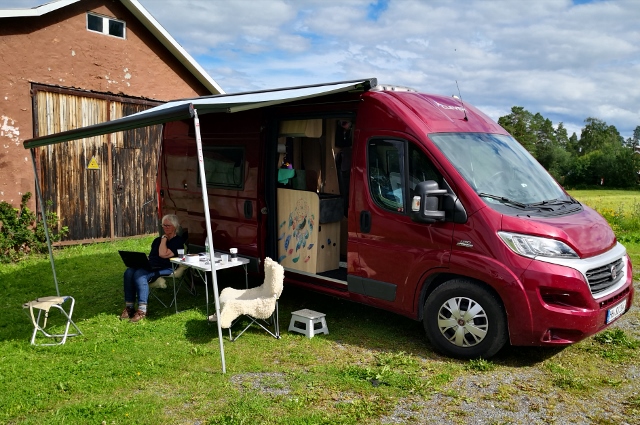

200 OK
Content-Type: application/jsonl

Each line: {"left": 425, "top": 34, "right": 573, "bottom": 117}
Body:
{"left": 161, "top": 214, "right": 181, "bottom": 233}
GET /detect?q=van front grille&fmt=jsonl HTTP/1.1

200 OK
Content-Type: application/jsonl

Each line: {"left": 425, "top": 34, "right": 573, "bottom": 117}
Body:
{"left": 586, "top": 258, "right": 624, "bottom": 295}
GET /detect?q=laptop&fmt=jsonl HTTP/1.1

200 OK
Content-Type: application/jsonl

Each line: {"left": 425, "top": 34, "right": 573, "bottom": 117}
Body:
{"left": 118, "top": 250, "right": 159, "bottom": 270}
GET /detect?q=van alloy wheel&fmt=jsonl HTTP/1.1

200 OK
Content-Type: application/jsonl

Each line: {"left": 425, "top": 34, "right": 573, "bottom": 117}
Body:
{"left": 424, "top": 278, "right": 508, "bottom": 359}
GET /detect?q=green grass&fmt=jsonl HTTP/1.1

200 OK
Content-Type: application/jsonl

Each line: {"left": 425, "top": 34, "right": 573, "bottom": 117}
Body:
{"left": 568, "top": 189, "right": 640, "bottom": 212}
{"left": 1, "top": 190, "right": 639, "bottom": 424}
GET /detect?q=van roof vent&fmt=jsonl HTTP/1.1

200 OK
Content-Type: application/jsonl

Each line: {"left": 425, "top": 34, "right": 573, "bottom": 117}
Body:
{"left": 371, "top": 84, "right": 417, "bottom": 92}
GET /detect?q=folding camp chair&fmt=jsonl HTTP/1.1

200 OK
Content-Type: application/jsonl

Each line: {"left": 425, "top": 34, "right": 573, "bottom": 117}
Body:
{"left": 23, "top": 295, "right": 82, "bottom": 346}
{"left": 148, "top": 231, "right": 194, "bottom": 308}
{"left": 148, "top": 264, "right": 192, "bottom": 308}
{"left": 212, "top": 257, "right": 284, "bottom": 341}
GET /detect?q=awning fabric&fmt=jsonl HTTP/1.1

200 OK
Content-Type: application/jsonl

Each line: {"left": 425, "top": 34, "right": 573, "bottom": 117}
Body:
{"left": 23, "top": 78, "right": 376, "bottom": 149}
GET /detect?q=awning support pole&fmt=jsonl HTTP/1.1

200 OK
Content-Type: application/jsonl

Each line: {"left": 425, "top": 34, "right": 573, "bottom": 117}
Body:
{"left": 30, "top": 148, "right": 60, "bottom": 297}
{"left": 193, "top": 109, "right": 226, "bottom": 374}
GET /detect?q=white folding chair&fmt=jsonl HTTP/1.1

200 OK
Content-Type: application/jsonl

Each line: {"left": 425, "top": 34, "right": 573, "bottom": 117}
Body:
{"left": 23, "top": 296, "right": 82, "bottom": 346}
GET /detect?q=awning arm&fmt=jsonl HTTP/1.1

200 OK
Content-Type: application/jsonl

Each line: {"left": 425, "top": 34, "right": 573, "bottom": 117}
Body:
{"left": 193, "top": 108, "right": 226, "bottom": 374}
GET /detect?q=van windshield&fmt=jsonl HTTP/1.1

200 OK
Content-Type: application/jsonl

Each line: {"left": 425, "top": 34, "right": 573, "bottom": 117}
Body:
{"left": 429, "top": 133, "right": 570, "bottom": 206}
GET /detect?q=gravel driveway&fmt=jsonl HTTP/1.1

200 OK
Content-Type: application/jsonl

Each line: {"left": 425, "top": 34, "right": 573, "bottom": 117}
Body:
{"left": 380, "top": 280, "right": 640, "bottom": 425}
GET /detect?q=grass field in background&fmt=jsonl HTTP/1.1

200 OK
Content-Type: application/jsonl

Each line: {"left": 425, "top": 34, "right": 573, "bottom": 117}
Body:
{"left": 0, "top": 190, "right": 638, "bottom": 424}
{"left": 568, "top": 189, "right": 640, "bottom": 215}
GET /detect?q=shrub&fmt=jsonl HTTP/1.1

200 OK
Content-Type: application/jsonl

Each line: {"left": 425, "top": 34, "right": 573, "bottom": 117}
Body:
{"left": 0, "top": 193, "right": 68, "bottom": 263}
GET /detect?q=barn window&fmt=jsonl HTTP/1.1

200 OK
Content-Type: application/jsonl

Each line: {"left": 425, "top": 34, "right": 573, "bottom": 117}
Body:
{"left": 87, "top": 12, "right": 126, "bottom": 39}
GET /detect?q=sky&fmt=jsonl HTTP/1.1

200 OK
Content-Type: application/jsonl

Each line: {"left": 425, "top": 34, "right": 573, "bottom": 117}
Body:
{"left": 3, "top": 0, "right": 640, "bottom": 139}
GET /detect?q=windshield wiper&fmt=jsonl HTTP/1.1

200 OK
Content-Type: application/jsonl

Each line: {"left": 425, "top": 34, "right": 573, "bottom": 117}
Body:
{"left": 477, "top": 192, "right": 528, "bottom": 209}
{"left": 527, "top": 198, "right": 577, "bottom": 207}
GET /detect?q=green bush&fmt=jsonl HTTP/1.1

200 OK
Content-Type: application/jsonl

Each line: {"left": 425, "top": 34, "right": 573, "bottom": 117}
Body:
{"left": 564, "top": 147, "right": 639, "bottom": 188}
{"left": 0, "top": 192, "right": 68, "bottom": 263}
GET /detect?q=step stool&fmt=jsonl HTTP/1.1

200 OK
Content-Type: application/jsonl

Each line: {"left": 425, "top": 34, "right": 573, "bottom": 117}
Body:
{"left": 288, "top": 309, "right": 329, "bottom": 338}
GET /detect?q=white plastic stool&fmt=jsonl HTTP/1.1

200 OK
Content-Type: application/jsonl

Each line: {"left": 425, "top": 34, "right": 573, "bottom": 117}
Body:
{"left": 288, "top": 309, "right": 329, "bottom": 338}
{"left": 22, "top": 296, "right": 82, "bottom": 346}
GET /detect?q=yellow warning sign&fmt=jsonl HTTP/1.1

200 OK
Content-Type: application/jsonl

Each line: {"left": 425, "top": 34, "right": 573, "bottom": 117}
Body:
{"left": 87, "top": 156, "right": 100, "bottom": 170}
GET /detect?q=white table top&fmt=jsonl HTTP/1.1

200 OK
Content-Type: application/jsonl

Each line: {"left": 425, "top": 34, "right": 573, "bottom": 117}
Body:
{"left": 171, "top": 253, "right": 249, "bottom": 272}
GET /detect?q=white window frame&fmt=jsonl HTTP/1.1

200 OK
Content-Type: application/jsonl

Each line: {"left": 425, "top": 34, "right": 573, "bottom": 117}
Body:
{"left": 86, "top": 12, "right": 126, "bottom": 39}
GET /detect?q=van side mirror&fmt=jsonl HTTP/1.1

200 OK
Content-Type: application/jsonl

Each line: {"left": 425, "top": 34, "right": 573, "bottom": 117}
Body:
{"left": 411, "top": 180, "right": 447, "bottom": 223}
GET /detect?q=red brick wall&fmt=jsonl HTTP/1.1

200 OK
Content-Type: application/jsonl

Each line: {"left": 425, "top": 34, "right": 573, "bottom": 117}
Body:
{"left": 0, "top": 0, "right": 214, "bottom": 207}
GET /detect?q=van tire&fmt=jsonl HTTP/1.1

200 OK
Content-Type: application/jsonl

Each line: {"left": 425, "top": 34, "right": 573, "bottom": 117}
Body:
{"left": 423, "top": 279, "right": 507, "bottom": 359}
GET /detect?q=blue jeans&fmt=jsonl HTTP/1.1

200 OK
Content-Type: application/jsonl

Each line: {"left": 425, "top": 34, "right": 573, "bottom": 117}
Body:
{"left": 123, "top": 267, "right": 172, "bottom": 305}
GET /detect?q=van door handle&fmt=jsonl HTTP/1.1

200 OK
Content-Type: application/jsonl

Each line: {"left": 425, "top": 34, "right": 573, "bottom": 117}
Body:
{"left": 244, "top": 200, "right": 253, "bottom": 219}
{"left": 360, "top": 210, "right": 371, "bottom": 233}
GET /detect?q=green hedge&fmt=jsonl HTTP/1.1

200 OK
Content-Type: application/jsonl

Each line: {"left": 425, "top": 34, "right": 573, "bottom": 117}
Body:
{"left": 0, "top": 192, "right": 68, "bottom": 263}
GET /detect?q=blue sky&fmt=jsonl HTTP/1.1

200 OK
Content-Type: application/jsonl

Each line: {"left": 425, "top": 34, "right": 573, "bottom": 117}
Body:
{"left": 2, "top": 0, "right": 639, "bottom": 139}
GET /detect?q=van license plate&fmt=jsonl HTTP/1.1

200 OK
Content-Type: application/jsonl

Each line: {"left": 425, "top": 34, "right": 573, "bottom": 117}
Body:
{"left": 606, "top": 299, "right": 627, "bottom": 324}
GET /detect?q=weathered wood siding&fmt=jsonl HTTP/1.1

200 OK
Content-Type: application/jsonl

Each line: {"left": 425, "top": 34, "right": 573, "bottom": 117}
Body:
{"left": 34, "top": 87, "right": 162, "bottom": 241}
{"left": 111, "top": 102, "right": 162, "bottom": 237}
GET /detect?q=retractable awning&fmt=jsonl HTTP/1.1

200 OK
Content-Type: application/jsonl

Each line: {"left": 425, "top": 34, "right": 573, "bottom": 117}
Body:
{"left": 23, "top": 77, "right": 376, "bottom": 374}
{"left": 23, "top": 78, "right": 376, "bottom": 149}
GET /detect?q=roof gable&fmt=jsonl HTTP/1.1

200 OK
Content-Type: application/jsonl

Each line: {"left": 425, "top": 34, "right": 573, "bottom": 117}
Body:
{"left": 0, "top": 0, "right": 224, "bottom": 95}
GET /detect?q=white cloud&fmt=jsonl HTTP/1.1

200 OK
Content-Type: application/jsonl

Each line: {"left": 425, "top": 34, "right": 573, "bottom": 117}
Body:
{"left": 2, "top": 0, "right": 638, "bottom": 138}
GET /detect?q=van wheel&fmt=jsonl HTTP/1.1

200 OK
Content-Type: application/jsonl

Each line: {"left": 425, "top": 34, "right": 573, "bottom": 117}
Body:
{"left": 423, "top": 279, "right": 507, "bottom": 359}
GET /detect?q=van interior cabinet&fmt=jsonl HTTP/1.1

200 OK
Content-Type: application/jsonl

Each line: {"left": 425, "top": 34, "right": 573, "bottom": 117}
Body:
{"left": 277, "top": 188, "right": 341, "bottom": 273}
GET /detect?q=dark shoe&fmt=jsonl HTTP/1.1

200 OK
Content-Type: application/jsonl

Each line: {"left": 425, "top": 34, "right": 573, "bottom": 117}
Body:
{"left": 130, "top": 310, "right": 146, "bottom": 323}
{"left": 120, "top": 306, "right": 135, "bottom": 320}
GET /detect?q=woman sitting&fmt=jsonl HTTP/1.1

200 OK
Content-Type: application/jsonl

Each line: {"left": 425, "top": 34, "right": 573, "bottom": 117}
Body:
{"left": 120, "top": 214, "right": 184, "bottom": 322}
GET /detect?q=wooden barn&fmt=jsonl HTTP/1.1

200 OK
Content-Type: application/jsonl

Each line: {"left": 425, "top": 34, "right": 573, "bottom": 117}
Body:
{"left": 0, "top": 0, "right": 223, "bottom": 242}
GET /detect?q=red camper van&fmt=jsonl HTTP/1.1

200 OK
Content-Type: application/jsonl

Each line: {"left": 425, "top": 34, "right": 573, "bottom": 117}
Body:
{"left": 154, "top": 79, "right": 633, "bottom": 358}
{"left": 21, "top": 77, "right": 622, "bottom": 359}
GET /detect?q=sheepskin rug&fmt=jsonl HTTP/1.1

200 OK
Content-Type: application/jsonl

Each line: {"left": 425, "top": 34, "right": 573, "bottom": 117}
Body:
{"left": 217, "top": 257, "right": 284, "bottom": 328}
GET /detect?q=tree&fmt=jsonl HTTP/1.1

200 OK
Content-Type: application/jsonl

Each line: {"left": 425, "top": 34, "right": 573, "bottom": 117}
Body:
{"left": 499, "top": 107, "right": 637, "bottom": 188}
{"left": 498, "top": 107, "right": 567, "bottom": 177}
{"left": 607, "top": 147, "right": 639, "bottom": 187}
{"left": 578, "top": 117, "right": 624, "bottom": 155}
{"left": 567, "top": 132, "right": 580, "bottom": 155}
{"left": 498, "top": 106, "right": 536, "bottom": 154}
{"left": 625, "top": 125, "right": 640, "bottom": 151}
{"left": 532, "top": 114, "right": 557, "bottom": 170}
{"left": 555, "top": 122, "right": 569, "bottom": 148}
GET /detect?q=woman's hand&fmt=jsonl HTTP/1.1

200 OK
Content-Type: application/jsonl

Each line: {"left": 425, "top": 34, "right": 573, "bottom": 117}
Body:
{"left": 159, "top": 220, "right": 178, "bottom": 258}
{"left": 158, "top": 235, "right": 175, "bottom": 258}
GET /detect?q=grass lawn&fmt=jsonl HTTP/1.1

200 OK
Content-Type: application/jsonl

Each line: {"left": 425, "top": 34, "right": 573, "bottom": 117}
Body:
{"left": 0, "top": 191, "right": 638, "bottom": 424}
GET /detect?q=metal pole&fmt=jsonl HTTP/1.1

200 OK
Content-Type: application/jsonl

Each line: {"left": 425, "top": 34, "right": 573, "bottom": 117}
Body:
{"left": 30, "top": 148, "right": 60, "bottom": 296}
{"left": 193, "top": 109, "right": 226, "bottom": 374}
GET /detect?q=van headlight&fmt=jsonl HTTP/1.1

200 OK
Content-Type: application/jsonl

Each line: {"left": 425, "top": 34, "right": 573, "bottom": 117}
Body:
{"left": 498, "top": 231, "right": 579, "bottom": 259}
